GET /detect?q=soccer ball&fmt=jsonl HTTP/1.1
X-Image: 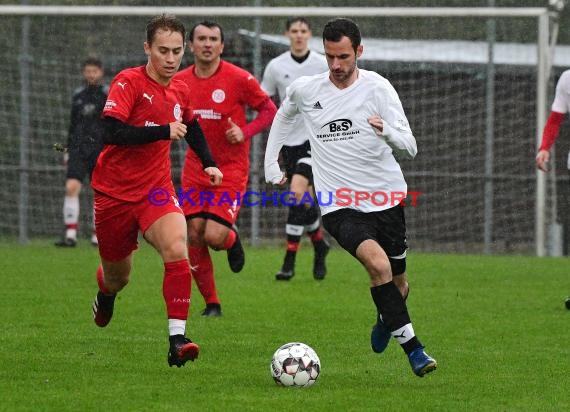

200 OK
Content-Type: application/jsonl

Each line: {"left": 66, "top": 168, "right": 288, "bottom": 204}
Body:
{"left": 270, "top": 342, "right": 321, "bottom": 387}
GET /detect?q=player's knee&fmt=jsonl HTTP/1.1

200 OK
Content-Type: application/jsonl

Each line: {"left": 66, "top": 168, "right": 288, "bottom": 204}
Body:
{"left": 162, "top": 238, "right": 188, "bottom": 261}
{"left": 203, "top": 229, "right": 226, "bottom": 250}
{"left": 292, "top": 189, "right": 306, "bottom": 204}
{"left": 358, "top": 250, "right": 392, "bottom": 284}
{"left": 65, "top": 179, "right": 82, "bottom": 196}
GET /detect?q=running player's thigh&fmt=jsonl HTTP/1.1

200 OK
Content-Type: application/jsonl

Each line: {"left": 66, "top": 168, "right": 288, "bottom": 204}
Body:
{"left": 322, "top": 208, "right": 375, "bottom": 257}
{"left": 94, "top": 193, "right": 139, "bottom": 262}
{"left": 372, "top": 205, "right": 408, "bottom": 258}
{"left": 144, "top": 211, "right": 187, "bottom": 260}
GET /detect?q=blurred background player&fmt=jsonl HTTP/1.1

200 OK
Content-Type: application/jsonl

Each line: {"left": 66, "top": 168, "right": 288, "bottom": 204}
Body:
{"left": 535, "top": 68, "right": 570, "bottom": 308}
{"left": 261, "top": 17, "right": 330, "bottom": 281}
{"left": 90, "top": 14, "right": 222, "bottom": 367}
{"left": 265, "top": 18, "right": 436, "bottom": 377}
{"left": 175, "top": 21, "right": 276, "bottom": 317}
{"left": 55, "top": 57, "right": 107, "bottom": 247}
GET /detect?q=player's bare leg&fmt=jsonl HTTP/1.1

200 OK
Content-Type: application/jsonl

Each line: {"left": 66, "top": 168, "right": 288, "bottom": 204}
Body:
{"left": 55, "top": 178, "right": 82, "bottom": 247}
{"left": 93, "top": 255, "right": 132, "bottom": 327}
{"left": 203, "top": 219, "right": 244, "bottom": 274}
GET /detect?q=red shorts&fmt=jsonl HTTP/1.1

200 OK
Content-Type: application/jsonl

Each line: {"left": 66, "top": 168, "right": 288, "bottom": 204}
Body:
{"left": 180, "top": 168, "right": 247, "bottom": 225}
{"left": 94, "top": 190, "right": 183, "bottom": 262}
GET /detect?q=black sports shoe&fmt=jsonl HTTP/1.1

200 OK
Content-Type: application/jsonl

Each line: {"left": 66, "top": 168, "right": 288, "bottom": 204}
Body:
{"left": 168, "top": 335, "right": 200, "bottom": 367}
{"left": 313, "top": 240, "right": 330, "bottom": 280}
{"left": 55, "top": 238, "right": 77, "bottom": 247}
{"left": 227, "top": 226, "right": 245, "bottom": 273}
{"left": 201, "top": 303, "right": 222, "bottom": 317}
{"left": 275, "top": 269, "right": 295, "bottom": 281}
{"left": 92, "top": 291, "right": 116, "bottom": 327}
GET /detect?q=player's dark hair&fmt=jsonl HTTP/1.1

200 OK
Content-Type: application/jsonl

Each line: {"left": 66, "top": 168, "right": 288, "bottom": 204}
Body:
{"left": 81, "top": 56, "right": 103, "bottom": 69}
{"left": 322, "top": 18, "right": 361, "bottom": 52}
{"left": 146, "top": 14, "right": 186, "bottom": 45}
{"left": 286, "top": 17, "right": 311, "bottom": 31}
{"left": 189, "top": 20, "right": 225, "bottom": 43}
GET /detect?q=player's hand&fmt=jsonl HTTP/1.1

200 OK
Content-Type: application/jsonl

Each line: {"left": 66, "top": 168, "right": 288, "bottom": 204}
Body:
{"left": 272, "top": 171, "right": 287, "bottom": 186}
{"left": 368, "top": 115, "right": 384, "bottom": 135}
{"left": 204, "top": 166, "right": 223, "bottom": 186}
{"left": 169, "top": 121, "right": 187, "bottom": 141}
{"left": 225, "top": 117, "right": 245, "bottom": 144}
{"left": 536, "top": 149, "right": 551, "bottom": 172}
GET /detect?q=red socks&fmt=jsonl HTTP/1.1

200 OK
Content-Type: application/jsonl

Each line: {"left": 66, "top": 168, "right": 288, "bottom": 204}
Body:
{"left": 96, "top": 265, "right": 112, "bottom": 295}
{"left": 163, "top": 259, "right": 191, "bottom": 320}
{"left": 309, "top": 228, "right": 323, "bottom": 243}
{"left": 222, "top": 229, "right": 236, "bottom": 250}
{"left": 188, "top": 245, "right": 219, "bottom": 305}
{"left": 287, "top": 241, "right": 300, "bottom": 252}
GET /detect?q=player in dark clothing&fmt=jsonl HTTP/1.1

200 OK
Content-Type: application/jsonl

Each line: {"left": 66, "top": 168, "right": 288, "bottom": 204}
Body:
{"left": 56, "top": 57, "right": 108, "bottom": 247}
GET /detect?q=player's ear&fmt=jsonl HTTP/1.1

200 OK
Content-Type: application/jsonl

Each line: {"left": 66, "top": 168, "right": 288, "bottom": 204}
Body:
{"left": 143, "top": 42, "right": 151, "bottom": 56}
{"left": 356, "top": 45, "right": 363, "bottom": 59}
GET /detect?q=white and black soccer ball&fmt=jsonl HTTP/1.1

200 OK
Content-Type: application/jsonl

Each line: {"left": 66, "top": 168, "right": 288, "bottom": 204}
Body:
{"left": 270, "top": 342, "right": 321, "bottom": 387}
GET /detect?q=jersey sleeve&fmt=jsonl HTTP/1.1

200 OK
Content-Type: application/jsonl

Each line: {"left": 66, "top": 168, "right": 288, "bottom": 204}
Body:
{"left": 260, "top": 61, "right": 277, "bottom": 97}
{"left": 551, "top": 70, "right": 570, "bottom": 114}
{"left": 182, "top": 87, "right": 196, "bottom": 123}
{"left": 377, "top": 80, "right": 417, "bottom": 159}
{"left": 242, "top": 71, "right": 272, "bottom": 110}
{"left": 264, "top": 81, "right": 301, "bottom": 183}
{"left": 103, "top": 72, "right": 138, "bottom": 122}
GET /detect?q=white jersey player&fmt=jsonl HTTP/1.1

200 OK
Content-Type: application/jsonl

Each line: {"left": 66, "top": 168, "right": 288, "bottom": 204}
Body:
{"left": 265, "top": 18, "right": 437, "bottom": 378}
{"left": 261, "top": 17, "right": 330, "bottom": 281}
{"left": 536, "top": 69, "right": 570, "bottom": 171}
{"left": 535, "top": 69, "right": 570, "bottom": 308}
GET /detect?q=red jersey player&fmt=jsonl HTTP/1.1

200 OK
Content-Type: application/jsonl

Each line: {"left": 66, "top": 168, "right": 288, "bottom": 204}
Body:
{"left": 90, "top": 14, "right": 222, "bottom": 368}
{"left": 175, "top": 21, "right": 277, "bottom": 317}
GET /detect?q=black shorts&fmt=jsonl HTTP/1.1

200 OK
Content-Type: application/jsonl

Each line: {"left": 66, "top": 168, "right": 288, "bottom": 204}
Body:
{"left": 281, "top": 141, "right": 313, "bottom": 183}
{"left": 322, "top": 204, "right": 408, "bottom": 261}
{"left": 66, "top": 148, "right": 99, "bottom": 182}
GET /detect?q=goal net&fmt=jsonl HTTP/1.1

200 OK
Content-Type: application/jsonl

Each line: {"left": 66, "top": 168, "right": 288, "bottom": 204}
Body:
{"left": 0, "top": 6, "right": 561, "bottom": 255}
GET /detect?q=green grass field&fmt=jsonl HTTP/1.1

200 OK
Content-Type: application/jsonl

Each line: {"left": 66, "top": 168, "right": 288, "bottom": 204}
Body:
{"left": 1, "top": 241, "right": 568, "bottom": 411}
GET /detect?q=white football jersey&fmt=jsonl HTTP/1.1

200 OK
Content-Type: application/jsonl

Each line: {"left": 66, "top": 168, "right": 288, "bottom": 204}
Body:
{"left": 261, "top": 51, "right": 328, "bottom": 147}
{"left": 265, "top": 69, "right": 417, "bottom": 215}
{"left": 551, "top": 69, "right": 570, "bottom": 114}
{"left": 550, "top": 69, "right": 570, "bottom": 169}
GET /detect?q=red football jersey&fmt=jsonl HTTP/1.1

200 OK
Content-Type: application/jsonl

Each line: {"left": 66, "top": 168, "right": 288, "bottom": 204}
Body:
{"left": 176, "top": 60, "right": 269, "bottom": 186}
{"left": 92, "top": 66, "right": 193, "bottom": 202}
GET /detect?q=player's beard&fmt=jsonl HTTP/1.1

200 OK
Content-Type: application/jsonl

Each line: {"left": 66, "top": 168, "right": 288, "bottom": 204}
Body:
{"left": 330, "top": 62, "right": 357, "bottom": 86}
